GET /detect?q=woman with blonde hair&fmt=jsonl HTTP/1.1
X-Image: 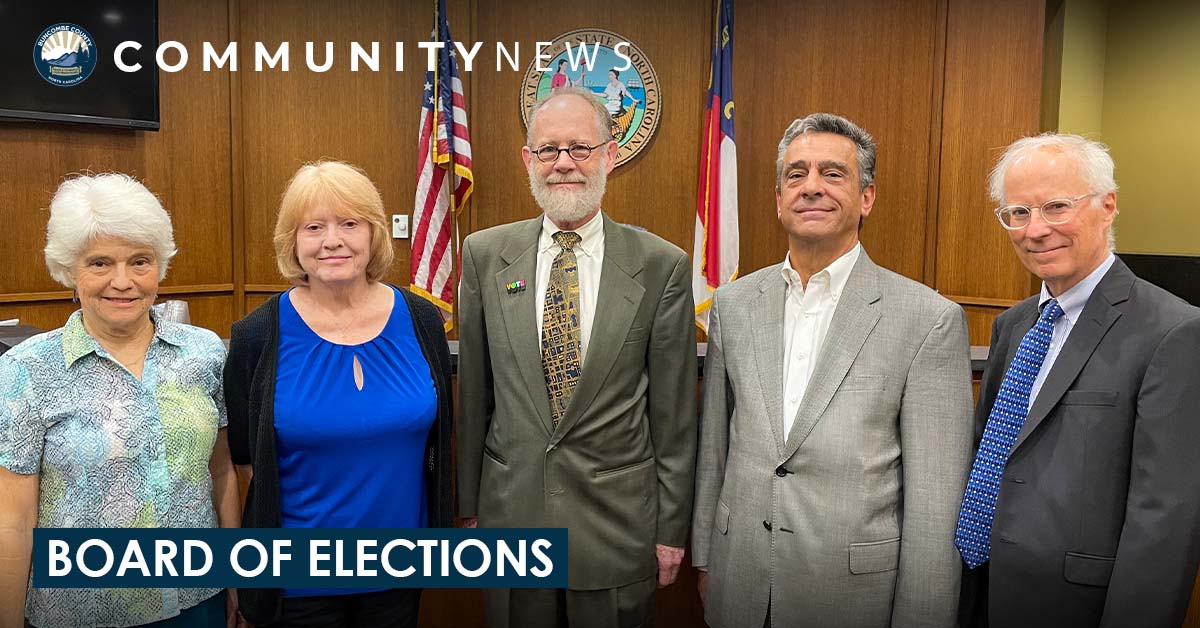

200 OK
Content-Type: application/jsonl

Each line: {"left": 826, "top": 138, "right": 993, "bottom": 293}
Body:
{"left": 224, "top": 161, "right": 452, "bottom": 627}
{"left": 0, "top": 173, "right": 239, "bottom": 628}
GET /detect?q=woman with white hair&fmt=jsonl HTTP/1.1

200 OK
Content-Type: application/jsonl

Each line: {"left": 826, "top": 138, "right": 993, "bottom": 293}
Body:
{"left": 0, "top": 174, "right": 240, "bottom": 628}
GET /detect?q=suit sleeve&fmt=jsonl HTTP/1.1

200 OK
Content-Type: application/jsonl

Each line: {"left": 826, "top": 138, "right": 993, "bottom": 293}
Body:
{"left": 691, "top": 290, "right": 730, "bottom": 568}
{"left": 647, "top": 252, "right": 698, "bottom": 548}
{"left": 892, "top": 302, "right": 974, "bottom": 628}
{"left": 455, "top": 236, "right": 493, "bottom": 518}
{"left": 1100, "top": 314, "right": 1200, "bottom": 627}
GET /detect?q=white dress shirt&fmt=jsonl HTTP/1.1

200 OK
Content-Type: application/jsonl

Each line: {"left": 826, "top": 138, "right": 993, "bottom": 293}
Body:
{"left": 536, "top": 211, "right": 605, "bottom": 363}
{"left": 1028, "top": 253, "right": 1116, "bottom": 410}
{"left": 781, "top": 243, "right": 861, "bottom": 437}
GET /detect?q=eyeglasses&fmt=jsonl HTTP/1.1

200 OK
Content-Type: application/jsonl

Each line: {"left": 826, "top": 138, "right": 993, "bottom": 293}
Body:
{"left": 530, "top": 143, "right": 604, "bottom": 163}
{"left": 994, "top": 193, "right": 1097, "bottom": 230}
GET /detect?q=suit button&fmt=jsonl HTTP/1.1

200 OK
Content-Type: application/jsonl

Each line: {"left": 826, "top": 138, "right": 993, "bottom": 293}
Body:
{"left": 775, "top": 466, "right": 788, "bottom": 477}
{"left": 1009, "top": 477, "right": 1025, "bottom": 484}
{"left": 763, "top": 520, "right": 772, "bottom": 531}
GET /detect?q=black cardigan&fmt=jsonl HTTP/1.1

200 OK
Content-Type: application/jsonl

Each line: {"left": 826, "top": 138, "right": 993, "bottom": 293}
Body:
{"left": 223, "top": 287, "right": 454, "bottom": 625}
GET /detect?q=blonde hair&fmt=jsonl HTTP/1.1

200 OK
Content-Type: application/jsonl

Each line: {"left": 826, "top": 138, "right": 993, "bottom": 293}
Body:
{"left": 44, "top": 173, "right": 176, "bottom": 288}
{"left": 274, "top": 160, "right": 393, "bottom": 284}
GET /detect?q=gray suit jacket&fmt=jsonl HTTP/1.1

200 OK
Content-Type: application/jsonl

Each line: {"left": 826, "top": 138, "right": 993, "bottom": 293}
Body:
{"left": 693, "top": 251, "right": 973, "bottom": 628}
{"left": 959, "top": 258, "right": 1200, "bottom": 628}
{"left": 456, "top": 213, "right": 697, "bottom": 590}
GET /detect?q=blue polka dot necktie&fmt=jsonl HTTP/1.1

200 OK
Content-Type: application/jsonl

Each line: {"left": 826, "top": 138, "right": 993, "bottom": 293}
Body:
{"left": 542, "top": 231, "right": 583, "bottom": 429}
{"left": 955, "top": 299, "right": 1064, "bottom": 569}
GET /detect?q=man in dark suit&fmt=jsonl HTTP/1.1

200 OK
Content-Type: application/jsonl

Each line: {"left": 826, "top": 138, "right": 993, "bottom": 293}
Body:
{"left": 456, "top": 87, "right": 697, "bottom": 628}
{"left": 957, "top": 133, "right": 1200, "bottom": 627}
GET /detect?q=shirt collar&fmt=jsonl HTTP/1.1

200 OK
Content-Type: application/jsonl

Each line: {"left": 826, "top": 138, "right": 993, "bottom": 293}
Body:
{"left": 62, "top": 306, "right": 185, "bottom": 369}
{"left": 540, "top": 210, "right": 605, "bottom": 258}
{"left": 780, "top": 243, "right": 862, "bottom": 299}
{"left": 1038, "top": 253, "right": 1116, "bottom": 324}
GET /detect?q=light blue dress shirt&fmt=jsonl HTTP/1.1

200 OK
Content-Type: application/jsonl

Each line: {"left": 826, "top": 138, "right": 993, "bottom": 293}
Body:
{"left": 1029, "top": 253, "right": 1117, "bottom": 409}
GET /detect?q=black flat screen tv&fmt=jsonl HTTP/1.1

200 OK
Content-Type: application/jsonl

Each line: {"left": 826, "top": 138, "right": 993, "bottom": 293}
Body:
{"left": 0, "top": 0, "right": 159, "bottom": 130}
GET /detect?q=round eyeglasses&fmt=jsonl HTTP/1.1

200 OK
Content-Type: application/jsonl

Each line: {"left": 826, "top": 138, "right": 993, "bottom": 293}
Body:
{"left": 994, "top": 193, "right": 1097, "bottom": 230}
{"left": 530, "top": 143, "right": 604, "bottom": 163}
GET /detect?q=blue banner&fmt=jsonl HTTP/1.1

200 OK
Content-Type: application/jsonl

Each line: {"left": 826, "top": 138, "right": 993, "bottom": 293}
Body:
{"left": 32, "top": 528, "right": 567, "bottom": 589}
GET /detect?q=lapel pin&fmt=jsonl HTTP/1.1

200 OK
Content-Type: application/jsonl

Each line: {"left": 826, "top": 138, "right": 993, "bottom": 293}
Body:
{"left": 506, "top": 279, "right": 527, "bottom": 294}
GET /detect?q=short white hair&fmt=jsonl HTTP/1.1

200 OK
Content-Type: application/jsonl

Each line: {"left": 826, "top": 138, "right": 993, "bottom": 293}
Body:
{"left": 989, "top": 133, "right": 1119, "bottom": 250}
{"left": 988, "top": 133, "right": 1118, "bottom": 205}
{"left": 44, "top": 173, "right": 177, "bottom": 288}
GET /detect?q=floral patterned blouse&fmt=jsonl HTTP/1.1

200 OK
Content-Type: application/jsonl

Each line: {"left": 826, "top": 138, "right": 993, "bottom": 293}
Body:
{"left": 0, "top": 309, "right": 227, "bottom": 628}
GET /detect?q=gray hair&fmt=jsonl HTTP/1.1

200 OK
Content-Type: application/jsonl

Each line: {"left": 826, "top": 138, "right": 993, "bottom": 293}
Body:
{"left": 526, "top": 86, "right": 612, "bottom": 146}
{"left": 776, "top": 113, "right": 876, "bottom": 191}
{"left": 989, "top": 133, "right": 1119, "bottom": 250}
{"left": 44, "top": 173, "right": 177, "bottom": 288}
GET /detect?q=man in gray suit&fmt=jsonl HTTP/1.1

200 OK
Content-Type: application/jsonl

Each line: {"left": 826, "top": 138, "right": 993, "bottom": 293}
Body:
{"left": 456, "top": 87, "right": 697, "bottom": 628}
{"left": 692, "top": 113, "right": 973, "bottom": 628}
{"left": 956, "top": 134, "right": 1200, "bottom": 627}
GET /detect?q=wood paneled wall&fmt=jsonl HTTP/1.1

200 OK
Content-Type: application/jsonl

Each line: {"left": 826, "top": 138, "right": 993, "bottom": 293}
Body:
{"left": 0, "top": 0, "right": 235, "bottom": 332}
{"left": 934, "top": 0, "right": 1046, "bottom": 336}
{"left": 468, "top": 0, "right": 709, "bottom": 252}
{"left": 0, "top": 0, "right": 1039, "bottom": 343}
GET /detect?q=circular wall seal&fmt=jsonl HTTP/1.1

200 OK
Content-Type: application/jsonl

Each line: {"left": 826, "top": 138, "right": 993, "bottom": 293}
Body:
{"left": 520, "top": 29, "right": 661, "bottom": 168}
{"left": 33, "top": 23, "right": 98, "bottom": 87}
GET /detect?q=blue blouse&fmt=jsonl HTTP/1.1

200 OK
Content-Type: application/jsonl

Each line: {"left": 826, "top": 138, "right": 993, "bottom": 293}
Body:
{"left": 274, "top": 286, "right": 436, "bottom": 597}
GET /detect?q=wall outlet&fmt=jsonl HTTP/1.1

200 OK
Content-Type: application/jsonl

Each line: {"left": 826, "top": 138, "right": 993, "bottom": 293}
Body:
{"left": 392, "top": 214, "right": 409, "bottom": 239}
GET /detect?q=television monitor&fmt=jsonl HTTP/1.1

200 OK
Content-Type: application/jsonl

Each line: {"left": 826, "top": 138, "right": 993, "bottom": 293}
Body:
{"left": 0, "top": 1, "right": 159, "bottom": 130}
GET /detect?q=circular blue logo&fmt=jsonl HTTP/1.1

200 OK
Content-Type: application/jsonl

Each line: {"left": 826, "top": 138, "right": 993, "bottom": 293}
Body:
{"left": 33, "top": 23, "right": 98, "bottom": 87}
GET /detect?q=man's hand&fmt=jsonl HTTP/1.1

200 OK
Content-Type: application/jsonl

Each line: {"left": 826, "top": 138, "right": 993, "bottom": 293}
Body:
{"left": 697, "top": 569, "right": 708, "bottom": 605}
{"left": 655, "top": 544, "right": 685, "bottom": 588}
{"left": 458, "top": 517, "right": 478, "bottom": 528}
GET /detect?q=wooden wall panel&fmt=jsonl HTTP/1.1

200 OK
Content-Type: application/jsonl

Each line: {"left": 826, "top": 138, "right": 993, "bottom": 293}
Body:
{"left": 243, "top": 290, "right": 280, "bottom": 314}
{"left": 144, "top": 0, "right": 234, "bottom": 290}
{"left": 1, "top": 0, "right": 1043, "bottom": 338}
{"left": 963, "top": 304, "right": 1005, "bottom": 348}
{"left": 468, "top": 0, "right": 709, "bottom": 259}
{"left": 935, "top": 0, "right": 1043, "bottom": 303}
{"left": 0, "top": 0, "right": 232, "bottom": 337}
{"left": 178, "top": 293, "right": 237, "bottom": 337}
{"left": 466, "top": 0, "right": 943, "bottom": 283}
{"left": 418, "top": 589, "right": 485, "bottom": 628}
{"left": 0, "top": 294, "right": 233, "bottom": 338}
{"left": 735, "top": 0, "right": 941, "bottom": 283}
{"left": 0, "top": 125, "right": 146, "bottom": 294}
{"left": 236, "top": 0, "right": 469, "bottom": 291}
{"left": 0, "top": 300, "right": 81, "bottom": 333}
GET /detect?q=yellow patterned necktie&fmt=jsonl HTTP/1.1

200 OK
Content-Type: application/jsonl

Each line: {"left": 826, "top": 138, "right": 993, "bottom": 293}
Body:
{"left": 542, "top": 231, "right": 583, "bottom": 428}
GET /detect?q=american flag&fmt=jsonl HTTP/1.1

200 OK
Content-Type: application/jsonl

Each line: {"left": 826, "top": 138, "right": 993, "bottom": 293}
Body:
{"left": 412, "top": 0, "right": 474, "bottom": 329}
{"left": 693, "top": 0, "right": 739, "bottom": 332}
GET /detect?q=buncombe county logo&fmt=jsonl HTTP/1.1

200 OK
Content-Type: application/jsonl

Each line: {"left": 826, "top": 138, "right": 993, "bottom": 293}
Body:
{"left": 34, "top": 23, "right": 98, "bottom": 87}
{"left": 521, "top": 29, "right": 661, "bottom": 168}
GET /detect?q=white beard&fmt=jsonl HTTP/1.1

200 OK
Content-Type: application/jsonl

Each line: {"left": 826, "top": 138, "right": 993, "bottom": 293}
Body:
{"left": 528, "top": 160, "right": 607, "bottom": 225}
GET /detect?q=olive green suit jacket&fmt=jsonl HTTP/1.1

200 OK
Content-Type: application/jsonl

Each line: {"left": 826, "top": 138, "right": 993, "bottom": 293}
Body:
{"left": 456, "top": 213, "right": 698, "bottom": 590}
